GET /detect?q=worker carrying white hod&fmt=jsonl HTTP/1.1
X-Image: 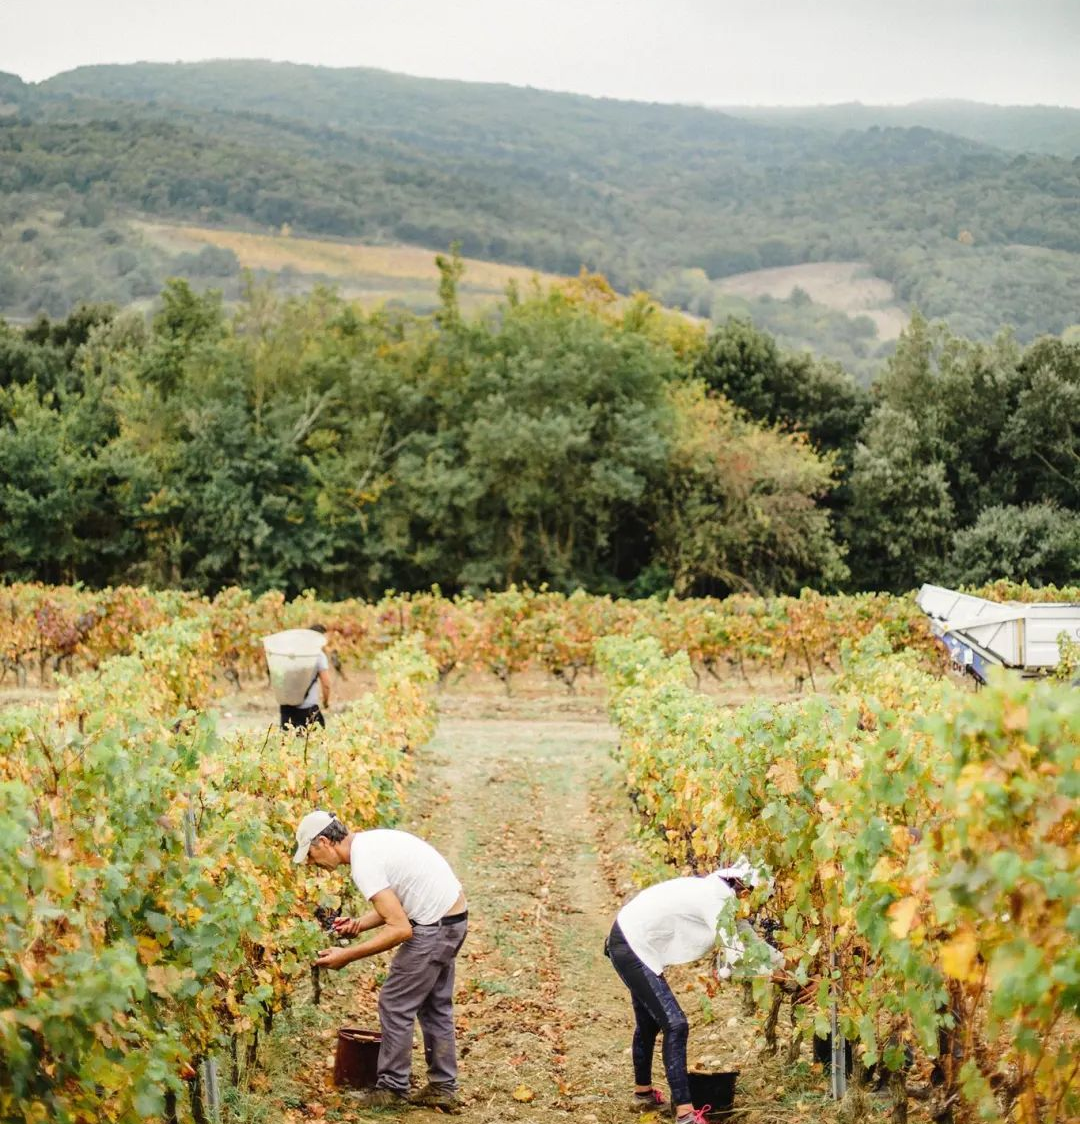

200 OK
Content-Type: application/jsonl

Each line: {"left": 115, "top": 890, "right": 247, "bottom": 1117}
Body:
{"left": 262, "top": 624, "right": 332, "bottom": 731}
{"left": 604, "top": 857, "right": 784, "bottom": 1124}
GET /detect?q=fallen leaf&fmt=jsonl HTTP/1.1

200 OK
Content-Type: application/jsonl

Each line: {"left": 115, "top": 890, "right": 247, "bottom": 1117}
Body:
{"left": 512, "top": 1084, "right": 535, "bottom": 1103}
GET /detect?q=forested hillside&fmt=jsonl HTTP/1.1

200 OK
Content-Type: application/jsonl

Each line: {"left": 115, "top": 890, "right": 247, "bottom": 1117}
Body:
{"left": 2, "top": 60, "right": 1079, "bottom": 378}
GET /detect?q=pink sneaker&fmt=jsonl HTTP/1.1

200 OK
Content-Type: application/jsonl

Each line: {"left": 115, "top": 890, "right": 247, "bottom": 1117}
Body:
{"left": 675, "top": 1106, "right": 712, "bottom": 1124}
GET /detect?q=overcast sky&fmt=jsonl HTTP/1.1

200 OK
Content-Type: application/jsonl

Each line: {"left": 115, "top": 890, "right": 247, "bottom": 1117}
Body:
{"left": 1, "top": 0, "right": 1077, "bottom": 108}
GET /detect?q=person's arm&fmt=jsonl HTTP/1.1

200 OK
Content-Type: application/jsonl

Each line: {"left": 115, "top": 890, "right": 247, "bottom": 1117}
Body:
{"left": 332, "top": 909, "right": 384, "bottom": 937}
{"left": 318, "top": 667, "right": 331, "bottom": 708}
{"left": 315, "top": 888, "right": 412, "bottom": 970}
{"left": 714, "top": 919, "right": 747, "bottom": 979}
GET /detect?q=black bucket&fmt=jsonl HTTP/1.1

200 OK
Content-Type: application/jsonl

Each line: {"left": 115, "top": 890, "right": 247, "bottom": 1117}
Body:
{"left": 333, "top": 1027, "right": 381, "bottom": 1089}
{"left": 687, "top": 1070, "right": 738, "bottom": 1118}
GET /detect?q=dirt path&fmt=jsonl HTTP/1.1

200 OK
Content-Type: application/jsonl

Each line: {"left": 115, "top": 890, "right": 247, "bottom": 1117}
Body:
{"left": 260, "top": 711, "right": 819, "bottom": 1124}
{"left": 405, "top": 716, "right": 665, "bottom": 1122}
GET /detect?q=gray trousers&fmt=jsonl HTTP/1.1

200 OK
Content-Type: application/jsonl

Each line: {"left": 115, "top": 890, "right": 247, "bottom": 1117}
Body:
{"left": 376, "top": 919, "right": 468, "bottom": 1093}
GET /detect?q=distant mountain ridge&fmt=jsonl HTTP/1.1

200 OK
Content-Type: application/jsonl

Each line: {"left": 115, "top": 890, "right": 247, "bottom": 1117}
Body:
{"left": 29, "top": 62, "right": 1080, "bottom": 156}
{"left": 720, "top": 97, "right": 1080, "bottom": 158}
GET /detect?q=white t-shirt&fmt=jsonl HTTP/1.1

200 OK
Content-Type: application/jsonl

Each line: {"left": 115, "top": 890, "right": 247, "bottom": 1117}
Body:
{"left": 301, "top": 651, "right": 329, "bottom": 709}
{"left": 616, "top": 875, "right": 738, "bottom": 976}
{"left": 350, "top": 829, "right": 462, "bottom": 925}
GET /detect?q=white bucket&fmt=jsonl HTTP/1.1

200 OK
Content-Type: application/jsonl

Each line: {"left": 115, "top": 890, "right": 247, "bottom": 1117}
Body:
{"left": 263, "top": 629, "right": 327, "bottom": 707}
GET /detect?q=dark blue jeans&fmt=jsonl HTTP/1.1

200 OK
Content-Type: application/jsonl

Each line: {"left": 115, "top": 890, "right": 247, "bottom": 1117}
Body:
{"left": 606, "top": 921, "right": 691, "bottom": 1105}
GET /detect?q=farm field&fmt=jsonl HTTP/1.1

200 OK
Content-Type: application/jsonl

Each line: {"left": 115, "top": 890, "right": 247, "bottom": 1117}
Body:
{"left": 712, "top": 262, "right": 909, "bottom": 340}
{"left": 0, "top": 585, "right": 1075, "bottom": 1124}
{"left": 134, "top": 221, "right": 568, "bottom": 310}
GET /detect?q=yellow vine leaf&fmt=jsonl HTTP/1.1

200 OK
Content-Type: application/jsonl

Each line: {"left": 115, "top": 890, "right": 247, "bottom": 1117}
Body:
{"left": 146, "top": 964, "right": 183, "bottom": 996}
{"left": 1002, "top": 703, "right": 1029, "bottom": 733}
{"left": 870, "top": 856, "right": 899, "bottom": 883}
{"left": 767, "top": 759, "right": 800, "bottom": 796}
{"left": 887, "top": 896, "right": 919, "bottom": 940}
{"left": 512, "top": 1085, "right": 535, "bottom": 1103}
{"left": 41, "top": 863, "right": 71, "bottom": 896}
{"left": 940, "top": 928, "right": 979, "bottom": 981}
{"left": 136, "top": 936, "right": 162, "bottom": 965}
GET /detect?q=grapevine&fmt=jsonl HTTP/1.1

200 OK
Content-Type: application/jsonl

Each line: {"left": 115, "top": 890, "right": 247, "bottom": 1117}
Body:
{"left": 0, "top": 619, "right": 435, "bottom": 1123}
{"left": 596, "top": 632, "right": 1079, "bottom": 1123}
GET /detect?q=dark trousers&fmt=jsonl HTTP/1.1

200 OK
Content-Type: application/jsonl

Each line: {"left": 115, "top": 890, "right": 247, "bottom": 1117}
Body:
{"left": 606, "top": 921, "right": 691, "bottom": 1106}
{"left": 376, "top": 919, "right": 468, "bottom": 1094}
{"left": 279, "top": 704, "right": 325, "bottom": 730}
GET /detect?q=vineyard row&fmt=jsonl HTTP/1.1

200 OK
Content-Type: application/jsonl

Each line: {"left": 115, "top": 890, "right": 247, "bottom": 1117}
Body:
{"left": 0, "top": 618, "right": 437, "bottom": 1123}
{"left": 596, "top": 631, "right": 1079, "bottom": 1124}
{"left": 0, "top": 581, "right": 985, "bottom": 692}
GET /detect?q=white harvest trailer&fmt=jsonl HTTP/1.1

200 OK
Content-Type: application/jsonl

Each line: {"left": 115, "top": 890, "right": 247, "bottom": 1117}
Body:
{"left": 916, "top": 583, "right": 1080, "bottom": 683}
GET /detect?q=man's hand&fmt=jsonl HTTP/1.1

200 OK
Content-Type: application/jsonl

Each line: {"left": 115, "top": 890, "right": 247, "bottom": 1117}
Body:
{"left": 315, "top": 946, "right": 355, "bottom": 971}
{"left": 314, "top": 892, "right": 411, "bottom": 968}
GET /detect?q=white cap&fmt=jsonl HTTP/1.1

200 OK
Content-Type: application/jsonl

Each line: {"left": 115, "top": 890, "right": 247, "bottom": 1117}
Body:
{"left": 293, "top": 810, "right": 335, "bottom": 863}
{"left": 710, "top": 855, "right": 768, "bottom": 888}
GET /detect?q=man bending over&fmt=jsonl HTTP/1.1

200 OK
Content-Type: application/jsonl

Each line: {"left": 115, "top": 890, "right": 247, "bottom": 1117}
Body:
{"left": 294, "top": 811, "right": 468, "bottom": 1111}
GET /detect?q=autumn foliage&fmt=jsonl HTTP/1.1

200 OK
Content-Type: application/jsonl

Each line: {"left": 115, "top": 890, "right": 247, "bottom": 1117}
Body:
{"left": 0, "top": 581, "right": 956, "bottom": 695}
{"left": 0, "top": 620, "right": 435, "bottom": 1123}
{"left": 597, "top": 633, "right": 1078, "bottom": 1124}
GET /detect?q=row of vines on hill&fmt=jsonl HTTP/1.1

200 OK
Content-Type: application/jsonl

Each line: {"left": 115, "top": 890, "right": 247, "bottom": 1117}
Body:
{"left": 597, "top": 633, "right": 1078, "bottom": 1124}
{"left": 0, "top": 580, "right": 1009, "bottom": 693}
{"left": 0, "top": 617, "right": 436, "bottom": 1124}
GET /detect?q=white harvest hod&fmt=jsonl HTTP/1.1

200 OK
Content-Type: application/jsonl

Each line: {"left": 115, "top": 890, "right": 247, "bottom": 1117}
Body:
{"left": 262, "top": 628, "right": 327, "bottom": 706}
{"left": 916, "top": 583, "right": 1080, "bottom": 683}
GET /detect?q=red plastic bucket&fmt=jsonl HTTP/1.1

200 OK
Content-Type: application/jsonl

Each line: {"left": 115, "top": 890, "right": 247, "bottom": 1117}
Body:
{"left": 333, "top": 1027, "right": 382, "bottom": 1089}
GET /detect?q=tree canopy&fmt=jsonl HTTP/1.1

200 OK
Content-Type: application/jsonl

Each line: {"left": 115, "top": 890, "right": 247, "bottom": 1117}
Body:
{"left": 2, "top": 268, "right": 1077, "bottom": 596}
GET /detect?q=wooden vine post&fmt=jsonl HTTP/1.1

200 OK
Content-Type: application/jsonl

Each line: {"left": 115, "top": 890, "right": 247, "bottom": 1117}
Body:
{"left": 829, "top": 942, "right": 847, "bottom": 1100}
{"left": 184, "top": 802, "right": 222, "bottom": 1122}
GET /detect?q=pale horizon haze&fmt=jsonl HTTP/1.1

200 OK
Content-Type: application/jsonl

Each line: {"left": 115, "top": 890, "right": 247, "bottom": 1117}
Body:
{"left": 1, "top": 0, "right": 1078, "bottom": 109}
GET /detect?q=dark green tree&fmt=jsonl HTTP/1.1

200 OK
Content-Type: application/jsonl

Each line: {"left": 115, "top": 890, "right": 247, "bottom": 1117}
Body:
{"left": 695, "top": 317, "right": 870, "bottom": 459}
{"left": 945, "top": 504, "right": 1080, "bottom": 587}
